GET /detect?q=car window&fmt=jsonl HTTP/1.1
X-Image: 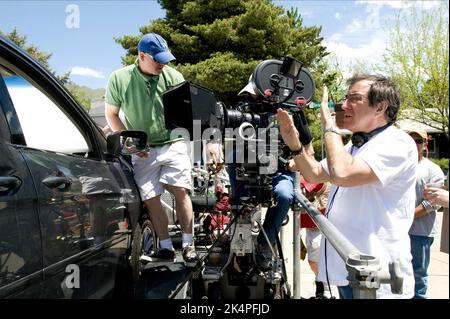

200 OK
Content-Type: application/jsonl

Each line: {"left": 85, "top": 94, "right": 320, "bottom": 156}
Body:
{"left": 2, "top": 72, "right": 89, "bottom": 155}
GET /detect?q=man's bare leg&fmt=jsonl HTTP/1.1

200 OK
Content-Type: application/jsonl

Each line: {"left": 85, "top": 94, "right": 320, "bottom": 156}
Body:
{"left": 144, "top": 196, "right": 170, "bottom": 240}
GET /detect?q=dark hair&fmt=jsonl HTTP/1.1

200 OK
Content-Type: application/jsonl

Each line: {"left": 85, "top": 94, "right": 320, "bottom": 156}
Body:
{"left": 347, "top": 74, "right": 400, "bottom": 123}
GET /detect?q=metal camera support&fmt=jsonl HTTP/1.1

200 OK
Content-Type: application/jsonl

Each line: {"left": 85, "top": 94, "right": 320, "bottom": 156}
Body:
{"left": 292, "top": 172, "right": 404, "bottom": 299}
{"left": 292, "top": 172, "right": 302, "bottom": 299}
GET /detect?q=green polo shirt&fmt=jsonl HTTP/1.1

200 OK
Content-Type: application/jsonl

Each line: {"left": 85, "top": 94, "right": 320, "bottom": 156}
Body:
{"left": 105, "top": 60, "right": 185, "bottom": 145}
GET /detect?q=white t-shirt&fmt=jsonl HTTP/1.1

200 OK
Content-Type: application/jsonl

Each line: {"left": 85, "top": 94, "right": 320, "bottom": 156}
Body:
{"left": 318, "top": 126, "right": 417, "bottom": 299}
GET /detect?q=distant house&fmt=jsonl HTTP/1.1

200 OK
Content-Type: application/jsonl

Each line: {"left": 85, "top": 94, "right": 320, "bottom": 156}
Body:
{"left": 397, "top": 109, "right": 449, "bottom": 159}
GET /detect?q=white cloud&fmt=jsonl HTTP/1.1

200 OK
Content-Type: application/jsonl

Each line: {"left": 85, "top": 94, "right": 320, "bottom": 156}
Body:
{"left": 324, "top": 30, "right": 387, "bottom": 73}
{"left": 335, "top": 12, "right": 342, "bottom": 20}
{"left": 70, "top": 66, "right": 105, "bottom": 79}
{"left": 420, "top": 0, "right": 443, "bottom": 9}
{"left": 345, "top": 18, "right": 364, "bottom": 32}
{"left": 356, "top": 0, "right": 407, "bottom": 9}
{"left": 328, "top": 33, "right": 343, "bottom": 42}
{"left": 355, "top": 0, "right": 441, "bottom": 10}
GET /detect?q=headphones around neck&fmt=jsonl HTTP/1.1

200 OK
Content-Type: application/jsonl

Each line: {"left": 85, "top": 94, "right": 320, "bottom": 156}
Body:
{"left": 351, "top": 123, "right": 391, "bottom": 148}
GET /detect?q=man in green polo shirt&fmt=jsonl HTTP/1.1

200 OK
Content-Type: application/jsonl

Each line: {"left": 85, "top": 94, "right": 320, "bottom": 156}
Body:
{"left": 105, "top": 33, "right": 198, "bottom": 266}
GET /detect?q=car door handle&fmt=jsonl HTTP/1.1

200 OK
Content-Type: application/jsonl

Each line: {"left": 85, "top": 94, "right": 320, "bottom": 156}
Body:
{"left": 0, "top": 176, "right": 22, "bottom": 190}
{"left": 42, "top": 175, "right": 71, "bottom": 189}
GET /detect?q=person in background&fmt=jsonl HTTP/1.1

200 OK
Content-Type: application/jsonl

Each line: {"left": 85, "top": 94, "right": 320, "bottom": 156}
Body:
{"left": 300, "top": 177, "right": 332, "bottom": 299}
{"left": 407, "top": 129, "right": 445, "bottom": 298}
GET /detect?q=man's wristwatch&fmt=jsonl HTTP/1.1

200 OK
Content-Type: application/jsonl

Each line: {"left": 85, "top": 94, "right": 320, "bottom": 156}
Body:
{"left": 324, "top": 126, "right": 341, "bottom": 136}
{"left": 289, "top": 145, "right": 304, "bottom": 156}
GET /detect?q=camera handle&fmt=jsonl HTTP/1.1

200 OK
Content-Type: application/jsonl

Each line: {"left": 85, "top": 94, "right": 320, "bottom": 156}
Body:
{"left": 292, "top": 177, "right": 404, "bottom": 299}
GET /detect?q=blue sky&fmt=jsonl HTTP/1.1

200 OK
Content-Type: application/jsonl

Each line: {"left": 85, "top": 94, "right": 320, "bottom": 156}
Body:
{"left": 0, "top": 0, "right": 445, "bottom": 89}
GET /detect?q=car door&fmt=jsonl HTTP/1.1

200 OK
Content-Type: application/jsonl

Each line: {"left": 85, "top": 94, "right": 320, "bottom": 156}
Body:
{"left": 0, "top": 36, "right": 141, "bottom": 298}
{"left": 0, "top": 76, "right": 43, "bottom": 298}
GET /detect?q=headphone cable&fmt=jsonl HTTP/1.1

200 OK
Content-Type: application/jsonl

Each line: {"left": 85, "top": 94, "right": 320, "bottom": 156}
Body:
{"left": 324, "top": 185, "right": 339, "bottom": 299}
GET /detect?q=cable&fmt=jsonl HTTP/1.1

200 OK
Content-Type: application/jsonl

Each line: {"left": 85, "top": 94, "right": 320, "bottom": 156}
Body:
{"left": 324, "top": 185, "right": 339, "bottom": 299}
{"left": 168, "top": 207, "right": 242, "bottom": 299}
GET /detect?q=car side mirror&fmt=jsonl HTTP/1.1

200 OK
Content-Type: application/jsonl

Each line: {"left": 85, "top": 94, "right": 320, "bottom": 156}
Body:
{"left": 106, "top": 130, "right": 148, "bottom": 156}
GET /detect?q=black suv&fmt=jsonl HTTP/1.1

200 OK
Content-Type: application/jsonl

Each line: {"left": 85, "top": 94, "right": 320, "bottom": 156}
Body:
{"left": 0, "top": 35, "right": 148, "bottom": 298}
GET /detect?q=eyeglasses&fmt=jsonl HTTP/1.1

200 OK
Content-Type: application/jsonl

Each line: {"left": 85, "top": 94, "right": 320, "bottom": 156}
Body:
{"left": 413, "top": 138, "right": 425, "bottom": 144}
{"left": 343, "top": 94, "right": 368, "bottom": 104}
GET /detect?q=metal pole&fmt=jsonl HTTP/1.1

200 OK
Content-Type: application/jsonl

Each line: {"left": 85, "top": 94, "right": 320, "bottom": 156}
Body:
{"left": 292, "top": 189, "right": 403, "bottom": 299}
{"left": 293, "top": 189, "right": 359, "bottom": 260}
{"left": 292, "top": 172, "right": 301, "bottom": 299}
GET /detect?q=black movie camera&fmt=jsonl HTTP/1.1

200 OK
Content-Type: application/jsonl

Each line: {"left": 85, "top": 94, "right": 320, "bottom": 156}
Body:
{"left": 163, "top": 56, "right": 315, "bottom": 136}
{"left": 163, "top": 56, "right": 315, "bottom": 205}
{"left": 163, "top": 57, "right": 316, "bottom": 299}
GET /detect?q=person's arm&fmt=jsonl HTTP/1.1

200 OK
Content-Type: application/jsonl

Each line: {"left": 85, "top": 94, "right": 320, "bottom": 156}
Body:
{"left": 277, "top": 108, "right": 329, "bottom": 183}
{"left": 278, "top": 86, "right": 378, "bottom": 186}
{"left": 105, "top": 103, "right": 126, "bottom": 132}
{"left": 424, "top": 187, "right": 449, "bottom": 208}
{"left": 322, "top": 127, "right": 378, "bottom": 187}
{"left": 205, "top": 141, "right": 223, "bottom": 165}
{"left": 414, "top": 202, "right": 430, "bottom": 219}
{"left": 105, "top": 103, "right": 148, "bottom": 158}
{"left": 286, "top": 159, "right": 297, "bottom": 172}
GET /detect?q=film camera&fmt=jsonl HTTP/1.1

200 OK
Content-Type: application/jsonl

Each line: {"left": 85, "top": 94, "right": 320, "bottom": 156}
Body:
{"left": 162, "top": 57, "right": 317, "bottom": 300}
{"left": 163, "top": 56, "right": 315, "bottom": 205}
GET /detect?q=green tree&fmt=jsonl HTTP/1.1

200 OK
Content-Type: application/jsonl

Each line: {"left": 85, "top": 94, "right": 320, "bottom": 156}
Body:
{"left": 0, "top": 28, "right": 90, "bottom": 110}
{"left": 67, "top": 84, "right": 91, "bottom": 112}
{"left": 2, "top": 27, "right": 52, "bottom": 70}
{"left": 115, "top": 0, "right": 331, "bottom": 157}
{"left": 115, "top": 0, "right": 328, "bottom": 106}
{"left": 382, "top": 3, "right": 449, "bottom": 141}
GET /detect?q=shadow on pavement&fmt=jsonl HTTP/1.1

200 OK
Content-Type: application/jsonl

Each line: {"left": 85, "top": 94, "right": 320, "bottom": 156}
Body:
{"left": 134, "top": 261, "right": 191, "bottom": 299}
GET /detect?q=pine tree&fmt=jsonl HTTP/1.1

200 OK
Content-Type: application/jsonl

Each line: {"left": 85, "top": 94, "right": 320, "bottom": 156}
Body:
{"left": 115, "top": 0, "right": 328, "bottom": 106}
{"left": 1, "top": 28, "right": 90, "bottom": 110}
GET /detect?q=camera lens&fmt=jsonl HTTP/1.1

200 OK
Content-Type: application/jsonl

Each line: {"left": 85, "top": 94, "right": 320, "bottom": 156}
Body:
{"left": 225, "top": 109, "right": 264, "bottom": 129}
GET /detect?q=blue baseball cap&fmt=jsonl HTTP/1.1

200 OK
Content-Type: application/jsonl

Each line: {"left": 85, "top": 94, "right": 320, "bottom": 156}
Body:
{"left": 138, "top": 33, "right": 176, "bottom": 64}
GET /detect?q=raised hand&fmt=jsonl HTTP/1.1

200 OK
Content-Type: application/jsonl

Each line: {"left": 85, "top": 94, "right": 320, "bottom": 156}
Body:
{"left": 320, "top": 85, "right": 336, "bottom": 129}
{"left": 276, "top": 108, "right": 301, "bottom": 150}
{"left": 320, "top": 86, "right": 335, "bottom": 129}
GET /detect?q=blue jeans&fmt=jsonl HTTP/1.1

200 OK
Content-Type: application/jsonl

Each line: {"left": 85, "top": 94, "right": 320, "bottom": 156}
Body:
{"left": 227, "top": 161, "right": 247, "bottom": 200}
{"left": 338, "top": 285, "right": 353, "bottom": 299}
{"left": 410, "top": 234, "right": 434, "bottom": 299}
{"left": 257, "top": 171, "right": 295, "bottom": 245}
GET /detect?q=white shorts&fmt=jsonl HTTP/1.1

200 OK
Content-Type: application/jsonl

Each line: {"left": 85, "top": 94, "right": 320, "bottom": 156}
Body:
{"left": 132, "top": 141, "right": 192, "bottom": 200}
{"left": 305, "top": 228, "right": 322, "bottom": 263}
